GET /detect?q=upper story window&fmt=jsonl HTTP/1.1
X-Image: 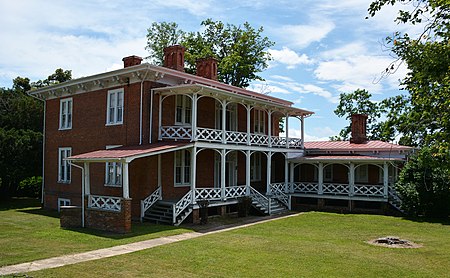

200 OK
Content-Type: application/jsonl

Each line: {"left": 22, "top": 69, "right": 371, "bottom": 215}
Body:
{"left": 58, "top": 147, "right": 71, "bottom": 183}
{"left": 174, "top": 149, "right": 191, "bottom": 186}
{"left": 175, "top": 95, "right": 191, "bottom": 125}
{"left": 250, "top": 152, "right": 262, "bottom": 181}
{"left": 254, "top": 109, "right": 266, "bottom": 134}
{"left": 107, "top": 88, "right": 124, "bottom": 125}
{"left": 59, "top": 98, "right": 72, "bottom": 130}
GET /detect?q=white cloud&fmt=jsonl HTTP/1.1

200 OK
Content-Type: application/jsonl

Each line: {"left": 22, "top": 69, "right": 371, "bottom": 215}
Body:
{"left": 152, "top": 0, "right": 213, "bottom": 15}
{"left": 269, "top": 47, "right": 313, "bottom": 69}
{"left": 277, "top": 21, "right": 335, "bottom": 49}
{"left": 249, "top": 83, "right": 291, "bottom": 95}
{"left": 280, "top": 128, "right": 334, "bottom": 142}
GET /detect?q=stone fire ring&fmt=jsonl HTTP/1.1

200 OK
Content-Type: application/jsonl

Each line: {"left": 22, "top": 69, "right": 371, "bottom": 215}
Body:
{"left": 367, "top": 236, "right": 422, "bottom": 248}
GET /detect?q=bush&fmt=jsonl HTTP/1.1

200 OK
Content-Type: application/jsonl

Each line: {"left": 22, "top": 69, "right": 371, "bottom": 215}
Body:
{"left": 17, "top": 176, "right": 42, "bottom": 198}
{"left": 396, "top": 148, "right": 450, "bottom": 218}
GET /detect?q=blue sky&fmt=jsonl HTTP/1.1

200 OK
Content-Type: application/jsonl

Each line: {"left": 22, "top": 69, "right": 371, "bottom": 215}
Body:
{"left": 0, "top": 0, "right": 419, "bottom": 141}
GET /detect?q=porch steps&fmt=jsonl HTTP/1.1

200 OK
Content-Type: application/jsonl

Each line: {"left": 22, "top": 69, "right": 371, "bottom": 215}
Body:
{"left": 174, "top": 207, "right": 193, "bottom": 226}
{"left": 388, "top": 187, "right": 405, "bottom": 214}
{"left": 143, "top": 201, "right": 173, "bottom": 225}
{"left": 251, "top": 198, "right": 288, "bottom": 215}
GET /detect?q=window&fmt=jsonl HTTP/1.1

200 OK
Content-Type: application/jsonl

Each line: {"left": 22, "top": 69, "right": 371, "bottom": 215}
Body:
{"left": 355, "top": 165, "right": 369, "bottom": 183}
{"left": 250, "top": 152, "right": 262, "bottom": 181}
{"left": 58, "top": 147, "right": 71, "bottom": 183}
{"left": 59, "top": 98, "right": 72, "bottom": 130}
{"left": 175, "top": 149, "right": 191, "bottom": 186}
{"left": 254, "top": 109, "right": 266, "bottom": 134}
{"left": 105, "top": 162, "right": 122, "bottom": 186}
{"left": 106, "top": 88, "right": 124, "bottom": 125}
{"left": 58, "top": 198, "right": 71, "bottom": 212}
{"left": 324, "top": 165, "right": 333, "bottom": 182}
{"left": 175, "top": 95, "right": 192, "bottom": 125}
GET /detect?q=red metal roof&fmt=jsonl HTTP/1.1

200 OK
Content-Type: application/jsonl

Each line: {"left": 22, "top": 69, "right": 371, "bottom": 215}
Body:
{"left": 299, "top": 155, "right": 402, "bottom": 161}
{"left": 304, "top": 140, "right": 412, "bottom": 151}
{"left": 68, "top": 141, "right": 191, "bottom": 161}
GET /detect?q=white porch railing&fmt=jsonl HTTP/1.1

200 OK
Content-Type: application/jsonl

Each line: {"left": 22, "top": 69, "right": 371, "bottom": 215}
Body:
{"left": 292, "top": 182, "right": 388, "bottom": 198}
{"left": 172, "top": 190, "right": 193, "bottom": 224}
{"left": 249, "top": 186, "right": 270, "bottom": 214}
{"left": 225, "top": 131, "right": 247, "bottom": 144}
{"left": 354, "top": 184, "right": 384, "bottom": 197}
{"left": 88, "top": 195, "right": 121, "bottom": 212}
{"left": 323, "top": 183, "right": 350, "bottom": 195}
{"left": 293, "top": 182, "right": 319, "bottom": 194}
{"left": 250, "top": 133, "right": 270, "bottom": 146}
{"left": 160, "top": 126, "right": 192, "bottom": 140}
{"left": 195, "top": 127, "right": 222, "bottom": 142}
{"left": 269, "top": 183, "right": 290, "bottom": 209}
{"left": 225, "top": 185, "right": 247, "bottom": 199}
{"left": 195, "top": 187, "right": 222, "bottom": 201}
{"left": 140, "top": 186, "right": 162, "bottom": 220}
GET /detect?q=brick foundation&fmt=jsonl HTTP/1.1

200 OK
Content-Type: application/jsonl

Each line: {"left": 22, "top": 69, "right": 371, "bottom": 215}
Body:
{"left": 60, "top": 206, "right": 82, "bottom": 228}
{"left": 85, "top": 198, "right": 132, "bottom": 233}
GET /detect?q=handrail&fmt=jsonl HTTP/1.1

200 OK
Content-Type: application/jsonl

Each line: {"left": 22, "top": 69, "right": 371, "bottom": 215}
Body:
{"left": 249, "top": 186, "right": 270, "bottom": 213}
{"left": 172, "top": 190, "right": 193, "bottom": 224}
{"left": 140, "top": 186, "right": 162, "bottom": 220}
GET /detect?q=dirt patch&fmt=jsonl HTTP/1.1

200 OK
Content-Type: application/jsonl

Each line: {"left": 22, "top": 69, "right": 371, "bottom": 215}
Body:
{"left": 367, "top": 236, "right": 422, "bottom": 248}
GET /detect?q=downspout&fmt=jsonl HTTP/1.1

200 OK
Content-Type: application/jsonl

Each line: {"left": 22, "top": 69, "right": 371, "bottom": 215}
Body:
{"left": 29, "top": 93, "right": 46, "bottom": 206}
{"left": 139, "top": 70, "right": 150, "bottom": 145}
{"left": 149, "top": 89, "right": 154, "bottom": 144}
{"left": 68, "top": 161, "right": 85, "bottom": 228}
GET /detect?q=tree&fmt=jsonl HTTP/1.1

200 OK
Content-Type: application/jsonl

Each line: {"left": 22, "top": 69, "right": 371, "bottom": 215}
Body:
{"left": 145, "top": 19, "right": 274, "bottom": 88}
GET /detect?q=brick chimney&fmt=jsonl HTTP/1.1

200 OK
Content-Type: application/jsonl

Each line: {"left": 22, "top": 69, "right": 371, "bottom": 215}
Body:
{"left": 196, "top": 57, "right": 218, "bottom": 80}
{"left": 122, "top": 55, "right": 143, "bottom": 68}
{"left": 350, "top": 114, "right": 368, "bottom": 144}
{"left": 163, "top": 45, "right": 185, "bottom": 71}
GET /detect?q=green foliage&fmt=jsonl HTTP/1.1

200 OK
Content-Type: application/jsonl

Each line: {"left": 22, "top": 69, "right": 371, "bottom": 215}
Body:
{"left": 145, "top": 19, "right": 274, "bottom": 88}
{"left": 396, "top": 147, "right": 450, "bottom": 218}
{"left": 17, "top": 176, "right": 42, "bottom": 197}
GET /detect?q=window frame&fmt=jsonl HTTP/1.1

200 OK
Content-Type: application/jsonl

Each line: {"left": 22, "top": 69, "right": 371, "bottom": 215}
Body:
{"left": 57, "top": 198, "right": 71, "bottom": 212}
{"left": 58, "top": 147, "right": 72, "bottom": 183}
{"left": 106, "top": 88, "right": 124, "bottom": 125}
{"left": 324, "top": 165, "right": 333, "bottom": 182}
{"left": 253, "top": 109, "right": 266, "bottom": 134}
{"left": 355, "top": 164, "right": 369, "bottom": 183}
{"left": 174, "top": 149, "right": 191, "bottom": 187}
{"left": 250, "top": 152, "right": 262, "bottom": 182}
{"left": 105, "top": 161, "right": 122, "bottom": 187}
{"left": 175, "top": 95, "right": 192, "bottom": 125}
{"left": 59, "top": 98, "right": 73, "bottom": 130}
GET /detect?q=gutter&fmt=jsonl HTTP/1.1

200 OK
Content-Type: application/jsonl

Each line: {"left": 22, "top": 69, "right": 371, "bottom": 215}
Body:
{"left": 68, "top": 161, "right": 85, "bottom": 228}
{"left": 139, "top": 69, "right": 150, "bottom": 145}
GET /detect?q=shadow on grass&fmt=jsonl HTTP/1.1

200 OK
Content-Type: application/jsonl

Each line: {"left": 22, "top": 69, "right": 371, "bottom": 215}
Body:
{"left": 401, "top": 215, "right": 450, "bottom": 226}
{"left": 0, "top": 197, "right": 41, "bottom": 211}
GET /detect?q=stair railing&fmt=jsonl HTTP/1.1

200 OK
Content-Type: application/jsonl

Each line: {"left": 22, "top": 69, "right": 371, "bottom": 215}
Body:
{"left": 269, "top": 183, "right": 290, "bottom": 209}
{"left": 249, "top": 186, "right": 271, "bottom": 214}
{"left": 388, "top": 184, "right": 404, "bottom": 212}
{"left": 140, "top": 186, "right": 162, "bottom": 221}
{"left": 172, "top": 190, "right": 193, "bottom": 224}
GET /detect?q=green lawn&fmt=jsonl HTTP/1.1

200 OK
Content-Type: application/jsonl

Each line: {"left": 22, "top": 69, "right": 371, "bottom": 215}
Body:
{"left": 28, "top": 211, "right": 450, "bottom": 277}
{"left": 0, "top": 198, "right": 192, "bottom": 267}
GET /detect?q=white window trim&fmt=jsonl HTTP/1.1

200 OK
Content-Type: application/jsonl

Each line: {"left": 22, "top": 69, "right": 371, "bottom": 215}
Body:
{"left": 58, "top": 198, "right": 71, "bottom": 212}
{"left": 174, "top": 149, "right": 191, "bottom": 187}
{"left": 58, "top": 147, "right": 72, "bottom": 183}
{"left": 106, "top": 88, "right": 124, "bottom": 126}
{"left": 175, "top": 95, "right": 192, "bottom": 126}
{"left": 250, "top": 152, "right": 262, "bottom": 182}
{"left": 104, "top": 145, "right": 123, "bottom": 187}
{"left": 59, "top": 98, "right": 73, "bottom": 130}
{"left": 254, "top": 109, "right": 266, "bottom": 134}
{"left": 355, "top": 164, "right": 369, "bottom": 183}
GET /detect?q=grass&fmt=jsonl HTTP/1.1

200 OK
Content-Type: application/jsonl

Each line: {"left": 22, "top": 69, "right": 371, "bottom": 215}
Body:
{"left": 0, "top": 198, "right": 192, "bottom": 267}
{"left": 28, "top": 211, "right": 450, "bottom": 277}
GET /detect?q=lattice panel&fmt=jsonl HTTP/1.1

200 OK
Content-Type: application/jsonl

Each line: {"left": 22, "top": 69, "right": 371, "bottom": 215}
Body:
{"left": 250, "top": 134, "right": 269, "bottom": 146}
{"left": 225, "top": 131, "right": 248, "bottom": 144}
{"left": 160, "top": 126, "right": 192, "bottom": 140}
{"left": 323, "top": 183, "right": 349, "bottom": 195}
{"left": 354, "top": 184, "right": 384, "bottom": 196}
{"left": 196, "top": 128, "right": 223, "bottom": 142}
{"left": 293, "top": 182, "right": 319, "bottom": 193}
{"left": 142, "top": 187, "right": 162, "bottom": 212}
{"left": 89, "top": 195, "right": 122, "bottom": 212}
{"left": 195, "top": 188, "right": 221, "bottom": 201}
{"left": 225, "top": 186, "right": 246, "bottom": 198}
{"left": 271, "top": 136, "right": 287, "bottom": 147}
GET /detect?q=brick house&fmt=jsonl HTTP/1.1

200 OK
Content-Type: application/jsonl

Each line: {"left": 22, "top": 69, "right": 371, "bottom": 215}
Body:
{"left": 29, "top": 45, "right": 411, "bottom": 232}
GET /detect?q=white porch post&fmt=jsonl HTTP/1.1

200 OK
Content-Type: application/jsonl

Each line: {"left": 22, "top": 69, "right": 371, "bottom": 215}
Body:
{"left": 191, "top": 146, "right": 197, "bottom": 204}
{"left": 157, "top": 154, "right": 161, "bottom": 188}
{"left": 268, "top": 110, "right": 273, "bottom": 147}
{"left": 349, "top": 163, "right": 355, "bottom": 197}
{"left": 383, "top": 162, "right": 389, "bottom": 198}
{"left": 222, "top": 101, "right": 227, "bottom": 144}
{"left": 246, "top": 150, "right": 251, "bottom": 195}
{"left": 122, "top": 161, "right": 129, "bottom": 199}
{"left": 158, "top": 94, "right": 162, "bottom": 140}
{"left": 300, "top": 115, "right": 305, "bottom": 149}
{"left": 290, "top": 163, "right": 295, "bottom": 193}
{"left": 246, "top": 105, "right": 251, "bottom": 146}
{"left": 83, "top": 162, "right": 90, "bottom": 196}
{"left": 266, "top": 152, "right": 272, "bottom": 195}
{"left": 192, "top": 93, "right": 198, "bottom": 141}
{"left": 285, "top": 114, "right": 289, "bottom": 148}
{"left": 284, "top": 156, "right": 289, "bottom": 193}
{"left": 221, "top": 149, "right": 226, "bottom": 200}
{"left": 318, "top": 162, "right": 324, "bottom": 195}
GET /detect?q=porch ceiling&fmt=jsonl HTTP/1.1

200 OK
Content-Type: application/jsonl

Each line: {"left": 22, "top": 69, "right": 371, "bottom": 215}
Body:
{"left": 67, "top": 141, "right": 193, "bottom": 163}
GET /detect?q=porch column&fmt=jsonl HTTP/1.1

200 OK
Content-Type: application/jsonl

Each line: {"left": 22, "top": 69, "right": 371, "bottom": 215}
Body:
{"left": 158, "top": 94, "right": 162, "bottom": 140}
{"left": 285, "top": 114, "right": 289, "bottom": 148}
{"left": 290, "top": 163, "right": 295, "bottom": 193}
{"left": 383, "top": 162, "right": 389, "bottom": 198}
{"left": 191, "top": 146, "right": 197, "bottom": 204}
{"left": 246, "top": 150, "right": 251, "bottom": 195}
{"left": 83, "top": 162, "right": 90, "bottom": 196}
{"left": 284, "top": 156, "right": 289, "bottom": 193}
{"left": 318, "top": 162, "right": 323, "bottom": 195}
{"left": 192, "top": 93, "right": 198, "bottom": 141}
{"left": 349, "top": 163, "right": 355, "bottom": 197}
{"left": 246, "top": 105, "right": 251, "bottom": 145}
{"left": 268, "top": 110, "right": 273, "bottom": 147}
{"left": 122, "top": 161, "right": 129, "bottom": 199}
{"left": 300, "top": 115, "right": 305, "bottom": 149}
{"left": 221, "top": 101, "right": 227, "bottom": 144}
{"left": 266, "top": 152, "right": 272, "bottom": 195}
{"left": 221, "top": 149, "right": 226, "bottom": 200}
{"left": 157, "top": 154, "right": 161, "bottom": 188}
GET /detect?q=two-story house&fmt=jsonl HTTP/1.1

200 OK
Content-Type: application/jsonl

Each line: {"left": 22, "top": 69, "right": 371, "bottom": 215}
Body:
{"left": 30, "top": 45, "right": 411, "bottom": 233}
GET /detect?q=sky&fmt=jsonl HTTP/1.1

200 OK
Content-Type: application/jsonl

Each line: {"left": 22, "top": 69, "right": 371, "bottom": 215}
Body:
{"left": 0, "top": 0, "right": 420, "bottom": 141}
